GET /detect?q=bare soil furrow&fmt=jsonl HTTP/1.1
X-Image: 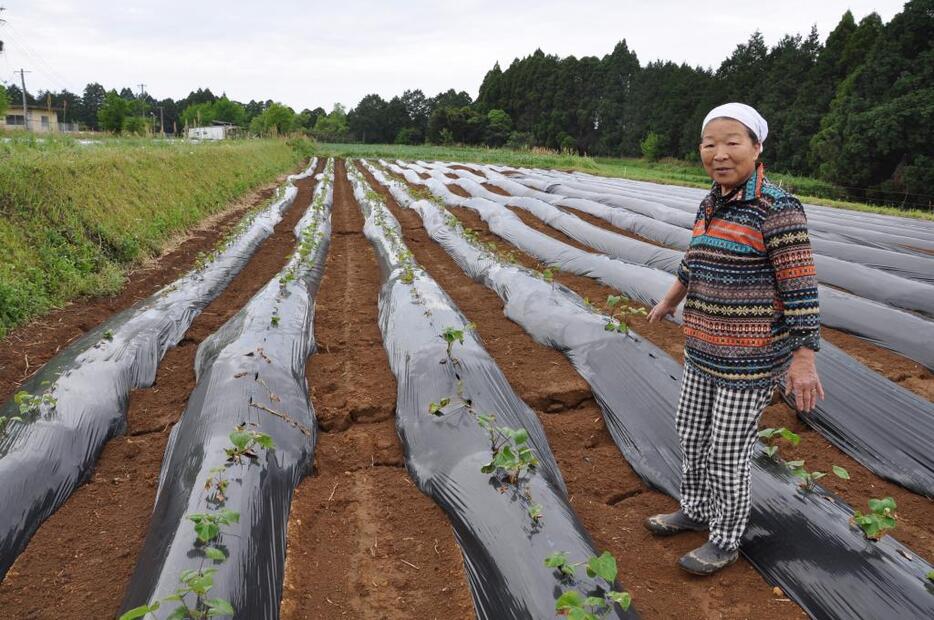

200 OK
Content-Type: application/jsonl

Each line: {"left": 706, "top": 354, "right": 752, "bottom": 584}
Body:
{"left": 279, "top": 159, "right": 472, "bottom": 620}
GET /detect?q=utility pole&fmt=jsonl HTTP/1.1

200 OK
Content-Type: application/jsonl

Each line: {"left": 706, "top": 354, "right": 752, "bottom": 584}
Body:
{"left": 16, "top": 68, "right": 30, "bottom": 130}
{"left": 137, "top": 83, "right": 147, "bottom": 118}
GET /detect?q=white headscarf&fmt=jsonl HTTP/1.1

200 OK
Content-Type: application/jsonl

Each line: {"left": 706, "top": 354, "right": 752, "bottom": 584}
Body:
{"left": 702, "top": 103, "right": 769, "bottom": 150}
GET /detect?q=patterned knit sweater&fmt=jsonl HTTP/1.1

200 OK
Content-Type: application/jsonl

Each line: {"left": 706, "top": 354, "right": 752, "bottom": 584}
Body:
{"left": 676, "top": 164, "right": 821, "bottom": 389}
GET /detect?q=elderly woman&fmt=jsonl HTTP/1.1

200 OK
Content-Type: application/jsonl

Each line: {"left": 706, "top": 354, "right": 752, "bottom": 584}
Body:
{"left": 644, "top": 103, "right": 823, "bottom": 575}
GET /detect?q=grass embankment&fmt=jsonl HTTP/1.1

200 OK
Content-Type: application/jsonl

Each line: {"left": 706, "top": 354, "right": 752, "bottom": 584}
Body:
{"left": 0, "top": 137, "right": 311, "bottom": 338}
{"left": 314, "top": 143, "right": 934, "bottom": 222}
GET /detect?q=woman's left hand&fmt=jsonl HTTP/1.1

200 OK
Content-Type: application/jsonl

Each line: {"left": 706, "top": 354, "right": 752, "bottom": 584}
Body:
{"left": 785, "top": 348, "right": 824, "bottom": 413}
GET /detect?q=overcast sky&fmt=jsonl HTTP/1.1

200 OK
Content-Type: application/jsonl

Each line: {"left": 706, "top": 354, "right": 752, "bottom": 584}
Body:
{"left": 0, "top": 1, "right": 907, "bottom": 111}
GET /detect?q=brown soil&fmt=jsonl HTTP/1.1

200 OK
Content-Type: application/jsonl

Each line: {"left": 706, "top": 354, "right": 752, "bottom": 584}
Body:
{"left": 449, "top": 164, "right": 486, "bottom": 177}
{"left": 363, "top": 166, "right": 807, "bottom": 619}
{"left": 438, "top": 181, "right": 934, "bottom": 561}
{"left": 0, "top": 161, "right": 323, "bottom": 619}
{"left": 279, "top": 160, "right": 473, "bottom": 620}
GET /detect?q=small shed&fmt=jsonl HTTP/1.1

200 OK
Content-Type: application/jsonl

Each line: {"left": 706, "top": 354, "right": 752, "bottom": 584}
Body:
{"left": 186, "top": 123, "right": 241, "bottom": 140}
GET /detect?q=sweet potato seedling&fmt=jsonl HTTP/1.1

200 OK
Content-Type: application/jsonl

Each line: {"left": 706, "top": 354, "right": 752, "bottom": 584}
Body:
{"left": 431, "top": 324, "right": 543, "bottom": 524}
{"left": 187, "top": 508, "right": 240, "bottom": 544}
{"left": 785, "top": 459, "right": 849, "bottom": 491}
{"left": 542, "top": 264, "right": 560, "bottom": 290}
{"left": 545, "top": 550, "right": 632, "bottom": 617}
{"left": 852, "top": 497, "right": 898, "bottom": 540}
{"left": 225, "top": 425, "right": 275, "bottom": 464}
{"left": 758, "top": 427, "right": 800, "bottom": 460}
{"left": 14, "top": 389, "right": 57, "bottom": 417}
{"left": 604, "top": 294, "right": 647, "bottom": 333}
{"left": 440, "top": 324, "right": 475, "bottom": 362}
{"left": 119, "top": 568, "right": 235, "bottom": 620}
{"left": 5, "top": 390, "right": 58, "bottom": 436}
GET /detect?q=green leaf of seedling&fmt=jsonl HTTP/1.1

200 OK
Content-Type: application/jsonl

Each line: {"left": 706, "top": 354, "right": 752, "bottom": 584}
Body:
{"left": 567, "top": 609, "right": 598, "bottom": 620}
{"left": 254, "top": 433, "right": 275, "bottom": 450}
{"left": 229, "top": 430, "right": 251, "bottom": 451}
{"left": 926, "top": 570, "right": 934, "bottom": 581}
{"left": 187, "top": 572, "right": 214, "bottom": 596}
{"left": 165, "top": 606, "right": 189, "bottom": 620}
{"left": 480, "top": 461, "right": 496, "bottom": 475}
{"left": 869, "top": 497, "right": 896, "bottom": 514}
{"left": 512, "top": 428, "right": 528, "bottom": 445}
{"left": 555, "top": 589, "right": 585, "bottom": 611}
{"left": 119, "top": 602, "right": 160, "bottom": 620}
{"left": 206, "top": 598, "right": 235, "bottom": 616}
{"left": 832, "top": 465, "right": 850, "bottom": 480}
{"left": 758, "top": 427, "right": 777, "bottom": 439}
{"left": 194, "top": 520, "right": 220, "bottom": 543}
{"left": 528, "top": 504, "right": 543, "bottom": 521}
{"left": 178, "top": 568, "right": 199, "bottom": 584}
{"left": 544, "top": 552, "right": 568, "bottom": 569}
{"left": 607, "top": 295, "right": 622, "bottom": 308}
{"left": 494, "top": 445, "right": 516, "bottom": 467}
{"left": 583, "top": 596, "right": 607, "bottom": 608}
{"left": 763, "top": 446, "right": 777, "bottom": 458}
{"left": 779, "top": 428, "right": 801, "bottom": 446}
{"left": 205, "top": 547, "right": 227, "bottom": 561}
{"left": 586, "top": 551, "right": 618, "bottom": 583}
{"left": 607, "top": 590, "right": 633, "bottom": 610}
{"left": 477, "top": 414, "right": 495, "bottom": 429}
{"left": 785, "top": 460, "right": 805, "bottom": 470}
{"left": 217, "top": 508, "right": 240, "bottom": 525}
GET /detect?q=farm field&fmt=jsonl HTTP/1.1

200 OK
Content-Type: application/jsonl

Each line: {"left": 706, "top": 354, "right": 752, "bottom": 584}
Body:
{"left": 0, "top": 156, "right": 932, "bottom": 620}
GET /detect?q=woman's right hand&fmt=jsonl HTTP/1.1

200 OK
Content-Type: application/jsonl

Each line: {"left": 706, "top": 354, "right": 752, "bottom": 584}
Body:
{"left": 647, "top": 300, "right": 675, "bottom": 323}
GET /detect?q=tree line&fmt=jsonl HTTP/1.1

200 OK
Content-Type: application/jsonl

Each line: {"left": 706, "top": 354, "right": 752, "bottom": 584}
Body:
{"left": 0, "top": 1, "right": 928, "bottom": 203}
{"left": 345, "top": 1, "right": 933, "bottom": 205}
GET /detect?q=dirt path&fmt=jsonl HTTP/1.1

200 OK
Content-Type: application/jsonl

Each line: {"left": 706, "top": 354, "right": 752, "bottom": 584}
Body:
{"left": 362, "top": 165, "right": 806, "bottom": 619}
{"left": 0, "top": 162, "right": 323, "bottom": 620}
{"left": 426, "top": 176, "right": 934, "bottom": 560}
{"left": 279, "top": 159, "right": 473, "bottom": 620}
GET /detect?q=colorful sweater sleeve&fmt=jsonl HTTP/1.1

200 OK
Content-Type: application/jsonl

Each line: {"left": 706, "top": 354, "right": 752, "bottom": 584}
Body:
{"left": 676, "top": 254, "right": 690, "bottom": 287}
{"left": 762, "top": 196, "right": 821, "bottom": 351}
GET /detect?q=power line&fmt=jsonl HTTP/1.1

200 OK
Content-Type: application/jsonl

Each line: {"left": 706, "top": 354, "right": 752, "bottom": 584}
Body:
{"left": 3, "top": 20, "right": 76, "bottom": 94}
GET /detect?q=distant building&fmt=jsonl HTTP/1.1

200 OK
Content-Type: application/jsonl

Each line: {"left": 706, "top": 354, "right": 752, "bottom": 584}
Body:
{"left": 186, "top": 123, "right": 242, "bottom": 140}
{"left": 0, "top": 106, "right": 76, "bottom": 133}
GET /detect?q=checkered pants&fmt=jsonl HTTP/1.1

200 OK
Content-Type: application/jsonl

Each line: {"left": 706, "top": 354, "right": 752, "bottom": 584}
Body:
{"left": 676, "top": 362, "right": 775, "bottom": 551}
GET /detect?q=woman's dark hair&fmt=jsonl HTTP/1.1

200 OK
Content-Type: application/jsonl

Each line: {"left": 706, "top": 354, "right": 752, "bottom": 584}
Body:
{"left": 700, "top": 116, "right": 760, "bottom": 145}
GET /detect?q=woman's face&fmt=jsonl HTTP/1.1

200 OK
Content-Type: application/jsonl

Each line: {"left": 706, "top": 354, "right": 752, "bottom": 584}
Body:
{"left": 699, "top": 118, "right": 760, "bottom": 191}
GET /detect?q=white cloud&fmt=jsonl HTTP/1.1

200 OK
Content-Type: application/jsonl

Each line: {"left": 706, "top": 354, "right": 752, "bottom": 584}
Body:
{"left": 0, "top": 0, "right": 907, "bottom": 109}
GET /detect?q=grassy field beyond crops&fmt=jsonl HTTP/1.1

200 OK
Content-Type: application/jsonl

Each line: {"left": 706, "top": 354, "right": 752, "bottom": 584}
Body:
{"left": 0, "top": 137, "right": 310, "bottom": 337}
{"left": 312, "top": 142, "right": 934, "bottom": 222}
